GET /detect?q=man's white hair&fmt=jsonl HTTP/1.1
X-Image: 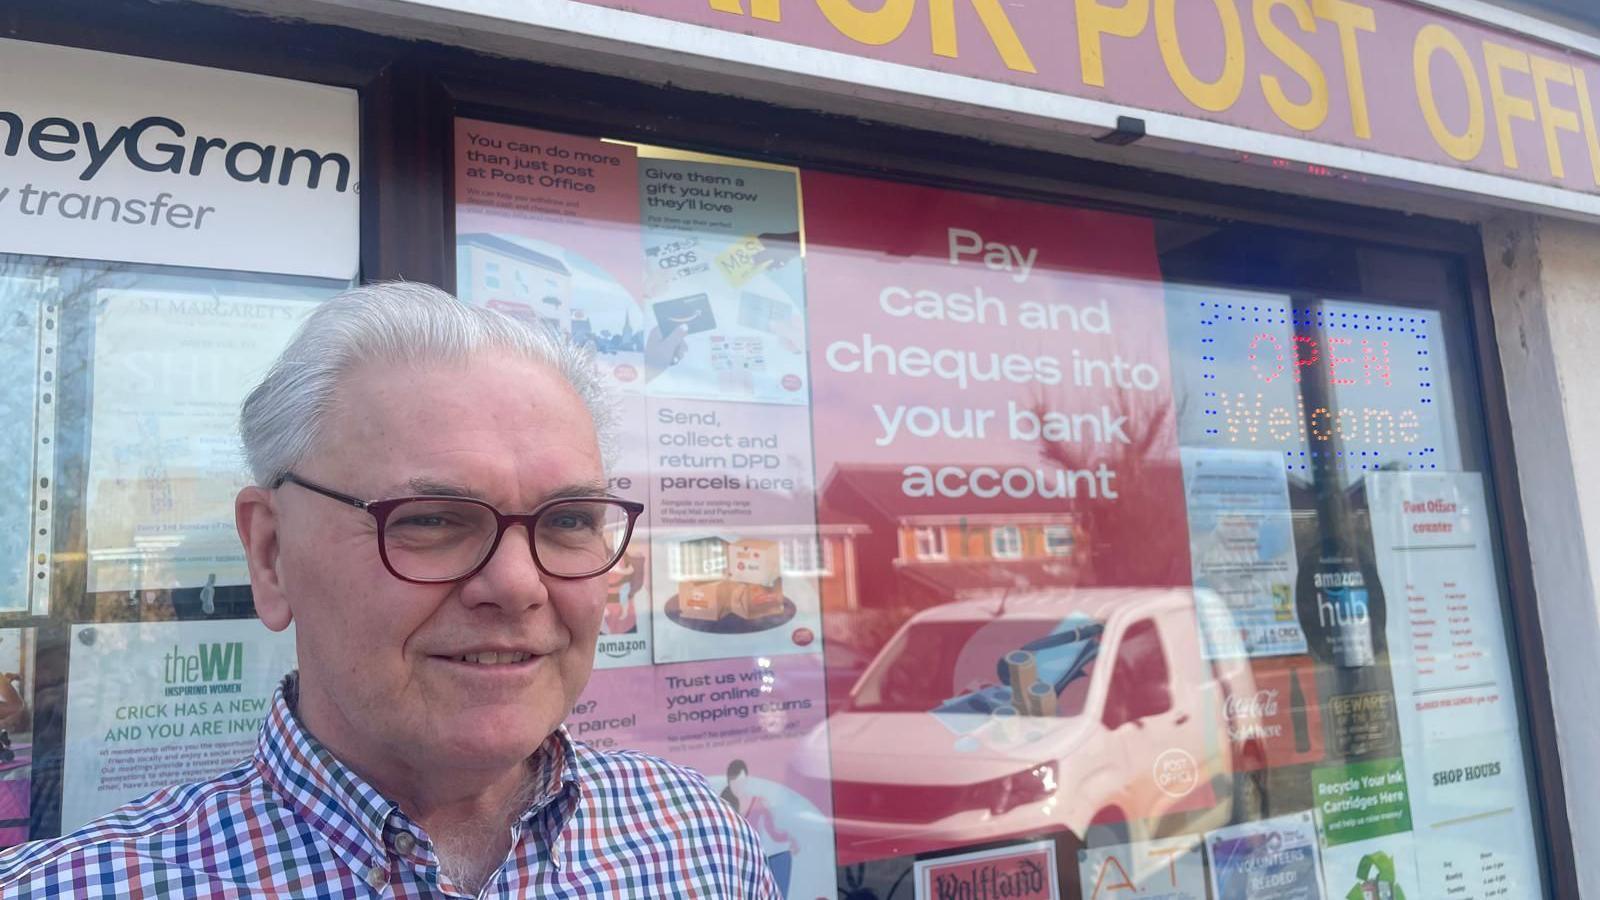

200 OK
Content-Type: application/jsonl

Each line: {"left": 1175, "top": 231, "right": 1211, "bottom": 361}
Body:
{"left": 240, "top": 281, "right": 615, "bottom": 486}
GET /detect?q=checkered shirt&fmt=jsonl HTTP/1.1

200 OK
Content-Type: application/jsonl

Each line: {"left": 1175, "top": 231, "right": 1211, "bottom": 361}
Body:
{"left": 0, "top": 676, "right": 781, "bottom": 899}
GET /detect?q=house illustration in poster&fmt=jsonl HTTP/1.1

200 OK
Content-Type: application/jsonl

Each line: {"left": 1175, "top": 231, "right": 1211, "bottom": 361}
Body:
{"left": 456, "top": 233, "right": 572, "bottom": 323}
{"left": 457, "top": 232, "right": 645, "bottom": 358}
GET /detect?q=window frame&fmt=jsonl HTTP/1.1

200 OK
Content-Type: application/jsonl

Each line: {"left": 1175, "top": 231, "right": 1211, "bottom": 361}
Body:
{"left": 1, "top": 2, "right": 1571, "bottom": 889}
{"left": 912, "top": 526, "right": 947, "bottom": 562}
{"left": 1043, "top": 525, "right": 1074, "bottom": 557}
{"left": 990, "top": 526, "right": 1023, "bottom": 561}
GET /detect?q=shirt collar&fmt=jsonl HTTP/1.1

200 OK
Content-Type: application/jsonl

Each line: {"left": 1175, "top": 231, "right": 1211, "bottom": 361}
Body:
{"left": 255, "top": 673, "right": 584, "bottom": 871}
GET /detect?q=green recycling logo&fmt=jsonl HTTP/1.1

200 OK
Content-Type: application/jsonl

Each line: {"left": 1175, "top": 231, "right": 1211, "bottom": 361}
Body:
{"left": 1345, "top": 851, "right": 1405, "bottom": 900}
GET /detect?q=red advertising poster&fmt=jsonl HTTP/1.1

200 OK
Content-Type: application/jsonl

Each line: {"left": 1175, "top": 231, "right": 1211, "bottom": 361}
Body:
{"left": 454, "top": 119, "right": 647, "bottom": 385}
{"left": 1226, "top": 656, "right": 1327, "bottom": 771}
{"left": 803, "top": 173, "right": 1197, "bottom": 864}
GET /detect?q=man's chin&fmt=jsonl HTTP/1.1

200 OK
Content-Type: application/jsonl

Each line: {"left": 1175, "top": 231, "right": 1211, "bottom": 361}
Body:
{"left": 431, "top": 711, "right": 563, "bottom": 767}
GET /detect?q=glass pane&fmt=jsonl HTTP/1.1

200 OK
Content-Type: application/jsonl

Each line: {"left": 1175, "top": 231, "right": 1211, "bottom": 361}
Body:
{"left": 0, "top": 254, "right": 344, "bottom": 842}
{"left": 452, "top": 119, "right": 1552, "bottom": 900}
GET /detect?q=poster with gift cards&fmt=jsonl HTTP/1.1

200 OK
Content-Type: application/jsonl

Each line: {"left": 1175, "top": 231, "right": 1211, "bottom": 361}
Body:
{"left": 639, "top": 154, "right": 809, "bottom": 405}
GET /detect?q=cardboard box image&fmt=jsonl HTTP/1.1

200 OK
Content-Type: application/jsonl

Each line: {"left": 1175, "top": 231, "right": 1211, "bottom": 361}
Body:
{"left": 678, "top": 579, "right": 729, "bottom": 621}
{"left": 730, "top": 582, "right": 785, "bottom": 620}
{"left": 729, "top": 539, "right": 781, "bottom": 587}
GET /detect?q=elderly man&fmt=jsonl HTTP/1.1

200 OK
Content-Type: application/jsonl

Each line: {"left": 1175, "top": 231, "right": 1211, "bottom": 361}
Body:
{"left": 0, "top": 283, "right": 780, "bottom": 898}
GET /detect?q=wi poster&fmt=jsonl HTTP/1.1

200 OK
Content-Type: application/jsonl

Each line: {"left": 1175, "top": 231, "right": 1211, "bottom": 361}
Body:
{"left": 84, "top": 288, "right": 323, "bottom": 594}
{"left": 1368, "top": 471, "right": 1544, "bottom": 897}
{"left": 61, "top": 619, "right": 296, "bottom": 831}
{"left": 803, "top": 169, "right": 1195, "bottom": 865}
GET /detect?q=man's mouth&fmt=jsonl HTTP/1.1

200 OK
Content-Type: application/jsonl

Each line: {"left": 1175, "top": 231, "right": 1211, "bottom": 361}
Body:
{"left": 448, "top": 651, "right": 535, "bottom": 666}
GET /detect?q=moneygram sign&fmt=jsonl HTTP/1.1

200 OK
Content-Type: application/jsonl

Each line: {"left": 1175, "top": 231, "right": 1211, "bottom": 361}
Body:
{"left": 569, "top": 0, "right": 1600, "bottom": 208}
{"left": 0, "top": 38, "right": 358, "bottom": 278}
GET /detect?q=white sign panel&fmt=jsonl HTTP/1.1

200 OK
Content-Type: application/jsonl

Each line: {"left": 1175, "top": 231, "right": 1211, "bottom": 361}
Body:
{"left": 1078, "top": 836, "right": 1206, "bottom": 900}
{"left": 85, "top": 288, "right": 318, "bottom": 593}
{"left": 0, "top": 38, "right": 358, "bottom": 279}
{"left": 1368, "top": 472, "right": 1545, "bottom": 899}
{"left": 62, "top": 619, "right": 296, "bottom": 831}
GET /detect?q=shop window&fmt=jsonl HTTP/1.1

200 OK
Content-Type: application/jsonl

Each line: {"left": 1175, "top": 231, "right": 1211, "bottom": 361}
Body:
{"left": 991, "top": 526, "right": 1023, "bottom": 560}
{"left": 436, "top": 117, "right": 1551, "bottom": 900}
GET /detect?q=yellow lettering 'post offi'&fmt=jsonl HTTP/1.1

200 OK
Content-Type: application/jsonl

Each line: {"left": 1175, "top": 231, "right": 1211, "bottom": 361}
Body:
{"left": 1256, "top": 0, "right": 1330, "bottom": 132}
{"left": 708, "top": 0, "right": 781, "bottom": 22}
{"left": 1156, "top": 0, "right": 1246, "bottom": 113}
{"left": 1312, "top": 0, "right": 1376, "bottom": 139}
{"left": 1483, "top": 41, "right": 1536, "bottom": 170}
{"left": 930, "top": 0, "right": 1036, "bottom": 73}
{"left": 1076, "top": 0, "right": 1150, "bottom": 88}
{"left": 1529, "top": 56, "right": 1582, "bottom": 180}
{"left": 1414, "top": 24, "right": 1486, "bottom": 162}
{"left": 816, "top": 0, "right": 916, "bottom": 45}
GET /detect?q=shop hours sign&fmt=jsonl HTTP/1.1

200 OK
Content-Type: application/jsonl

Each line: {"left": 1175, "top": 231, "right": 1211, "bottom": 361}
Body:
{"left": 1167, "top": 288, "right": 1457, "bottom": 478}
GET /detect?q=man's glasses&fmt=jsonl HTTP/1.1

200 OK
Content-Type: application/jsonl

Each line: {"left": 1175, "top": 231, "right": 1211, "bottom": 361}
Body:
{"left": 274, "top": 473, "right": 645, "bottom": 585}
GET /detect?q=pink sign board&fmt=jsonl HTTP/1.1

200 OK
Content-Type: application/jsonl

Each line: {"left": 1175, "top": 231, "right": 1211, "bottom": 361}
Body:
{"left": 579, "top": 0, "right": 1600, "bottom": 197}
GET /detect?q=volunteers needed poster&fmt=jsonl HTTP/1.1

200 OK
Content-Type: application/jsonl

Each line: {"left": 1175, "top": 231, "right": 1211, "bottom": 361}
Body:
{"left": 803, "top": 172, "right": 1192, "bottom": 864}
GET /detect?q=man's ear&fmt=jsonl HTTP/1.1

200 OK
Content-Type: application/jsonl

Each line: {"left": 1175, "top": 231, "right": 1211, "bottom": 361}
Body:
{"left": 236, "top": 485, "right": 293, "bottom": 632}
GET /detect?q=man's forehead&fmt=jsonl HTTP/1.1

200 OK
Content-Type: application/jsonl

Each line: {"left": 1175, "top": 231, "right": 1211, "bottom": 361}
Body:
{"left": 309, "top": 355, "right": 604, "bottom": 492}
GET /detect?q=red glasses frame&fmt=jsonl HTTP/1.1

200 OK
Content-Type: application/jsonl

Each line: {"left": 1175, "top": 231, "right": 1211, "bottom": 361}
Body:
{"left": 274, "top": 472, "right": 645, "bottom": 584}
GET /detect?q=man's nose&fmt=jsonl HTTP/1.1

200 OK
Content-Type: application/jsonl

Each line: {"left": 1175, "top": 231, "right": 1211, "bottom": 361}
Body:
{"left": 458, "top": 523, "right": 550, "bottom": 612}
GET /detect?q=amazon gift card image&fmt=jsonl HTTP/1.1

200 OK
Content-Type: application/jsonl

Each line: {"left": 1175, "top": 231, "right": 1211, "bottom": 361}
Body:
{"left": 653, "top": 293, "right": 716, "bottom": 335}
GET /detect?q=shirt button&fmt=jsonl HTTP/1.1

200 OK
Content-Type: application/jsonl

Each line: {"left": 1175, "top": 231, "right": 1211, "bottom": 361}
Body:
{"left": 393, "top": 832, "right": 416, "bottom": 854}
{"left": 365, "top": 866, "right": 389, "bottom": 890}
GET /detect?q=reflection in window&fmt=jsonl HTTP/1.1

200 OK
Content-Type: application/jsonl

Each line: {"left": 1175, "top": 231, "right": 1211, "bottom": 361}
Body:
{"left": 1104, "top": 619, "right": 1172, "bottom": 728}
{"left": 991, "top": 526, "right": 1022, "bottom": 560}
{"left": 669, "top": 537, "right": 727, "bottom": 580}
{"left": 1043, "top": 525, "right": 1073, "bottom": 557}
{"left": 913, "top": 526, "right": 946, "bottom": 560}
{"left": 780, "top": 536, "right": 831, "bottom": 576}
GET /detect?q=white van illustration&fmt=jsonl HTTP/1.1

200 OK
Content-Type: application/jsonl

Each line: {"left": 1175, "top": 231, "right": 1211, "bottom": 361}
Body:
{"left": 798, "top": 588, "right": 1263, "bottom": 867}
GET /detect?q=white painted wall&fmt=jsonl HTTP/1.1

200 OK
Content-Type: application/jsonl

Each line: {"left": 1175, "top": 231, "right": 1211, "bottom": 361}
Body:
{"left": 1483, "top": 214, "right": 1600, "bottom": 895}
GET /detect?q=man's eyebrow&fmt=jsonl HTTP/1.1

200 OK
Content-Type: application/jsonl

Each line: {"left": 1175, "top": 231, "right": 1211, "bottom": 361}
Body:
{"left": 397, "top": 478, "right": 614, "bottom": 504}
{"left": 401, "top": 477, "right": 479, "bottom": 498}
{"left": 542, "top": 481, "right": 614, "bottom": 502}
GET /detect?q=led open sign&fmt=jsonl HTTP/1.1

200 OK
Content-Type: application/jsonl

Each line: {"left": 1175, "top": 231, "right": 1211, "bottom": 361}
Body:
{"left": 1192, "top": 300, "right": 1444, "bottom": 475}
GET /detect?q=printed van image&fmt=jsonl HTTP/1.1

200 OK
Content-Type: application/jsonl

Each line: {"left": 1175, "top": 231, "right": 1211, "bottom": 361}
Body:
{"left": 795, "top": 588, "right": 1266, "bottom": 865}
